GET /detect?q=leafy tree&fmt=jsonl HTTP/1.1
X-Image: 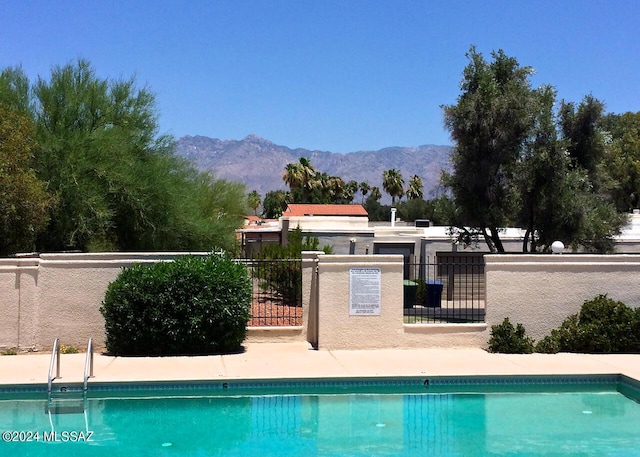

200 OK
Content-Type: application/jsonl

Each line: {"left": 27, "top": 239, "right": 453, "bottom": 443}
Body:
{"left": 517, "top": 85, "right": 577, "bottom": 252}
{"left": 556, "top": 96, "right": 625, "bottom": 251}
{"left": 406, "top": 175, "right": 424, "bottom": 200}
{"left": 430, "top": 194, "right": 458, "bottom": 226}
{"left": 363, "top": 188, "right": 391, "bottom": 221}
{"left": 0, "top": 107, "right": 56, "bottom": 256}
{"left": 443, "top": 47, "right": 536, "bottom": 253}
{"left": 396, "top": 198, "right": 431, "bottom": 223}
{"left": 443, "top": 47, "right": 624, "bottom": 253}
{"left": 560, "top": 96, "right": 607, "bottom": 179}
{"left": 382, "top": 168, "right": 404, "bottom": 204}
{"left": 601, "top": 111, "right": 640, "bottom": 212}
{"left": 262, "top": 189, "right": 289, "bottom": 218}
{"left": 2, "top": 59, "right": 246, "bottom": 252}
{"left": 0, "top": 67, "right": 31, "bottom": 113}
{"left": 247, "top": 190, "right": 261, "bottom": 216}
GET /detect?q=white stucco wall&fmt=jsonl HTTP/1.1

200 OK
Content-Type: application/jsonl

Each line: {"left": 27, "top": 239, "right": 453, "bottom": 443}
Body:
{"left": 485, "top": 254, "right": 640, "bottom": 341}
{"left": 0, "top": 253, "right": 199, "bottom": 351}
{"left": 3, "top": 252, "right": 640, "bottom": 352}
{"left": 0, "top": 258, "right": 38, "bottom": 350}
{"left": 284, "top": 215, "right": 370, "bottom": 231}
{"left": 316, "top": 255, "right": 404, "bottom": 350}
{"left": 313, "top": 254, "right": 487, "bottom": 350}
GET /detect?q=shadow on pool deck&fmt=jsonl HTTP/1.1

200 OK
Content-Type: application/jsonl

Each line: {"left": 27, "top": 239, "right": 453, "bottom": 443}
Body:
{"left": 1, "top": 342, "right": 639, "bottom": 386}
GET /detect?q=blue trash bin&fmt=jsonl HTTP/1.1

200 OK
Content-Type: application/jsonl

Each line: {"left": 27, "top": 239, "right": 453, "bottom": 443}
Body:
{"left": 426, "top": 280, "right": 443, "bottom": 308}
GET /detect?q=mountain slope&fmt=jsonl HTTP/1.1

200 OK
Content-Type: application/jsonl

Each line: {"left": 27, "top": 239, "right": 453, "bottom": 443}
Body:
{"left": 174, "top": 134, "right": 452, "bottom": 201}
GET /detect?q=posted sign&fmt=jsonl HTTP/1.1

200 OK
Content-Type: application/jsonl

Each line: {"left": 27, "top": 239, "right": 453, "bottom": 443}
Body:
{"left": 349, "top": 267, "right": 381, "bottom": 315}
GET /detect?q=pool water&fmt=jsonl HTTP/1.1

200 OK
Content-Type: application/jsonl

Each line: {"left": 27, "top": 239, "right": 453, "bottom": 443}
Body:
{"left": 1, "top": 377, "right": 640, "bottom": 456}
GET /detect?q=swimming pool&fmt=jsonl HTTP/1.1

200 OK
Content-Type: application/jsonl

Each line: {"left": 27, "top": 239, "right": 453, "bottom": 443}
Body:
{"left": 1, "top": 375, "right": 639, "bottom": 456}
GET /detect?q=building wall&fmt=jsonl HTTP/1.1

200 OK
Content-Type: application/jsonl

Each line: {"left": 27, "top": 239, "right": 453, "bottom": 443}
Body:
{"left": 284, "top": 215, "right": 369, "bottom": 231}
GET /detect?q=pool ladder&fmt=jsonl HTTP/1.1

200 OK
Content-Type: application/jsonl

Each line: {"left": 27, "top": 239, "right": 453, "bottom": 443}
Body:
{"left": 46, "top": 337, "right": 94, "bottom": 414}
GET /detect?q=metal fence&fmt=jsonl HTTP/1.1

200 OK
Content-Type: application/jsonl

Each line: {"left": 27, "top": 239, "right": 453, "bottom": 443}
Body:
{"left": 404, "top": 254, "right": 486, "bottom": 324}
{"left": 236, "top": 254, "right": 485, "bottom": 327}
{"left": 237, "top": 258, "right": 303, "bottom": 327}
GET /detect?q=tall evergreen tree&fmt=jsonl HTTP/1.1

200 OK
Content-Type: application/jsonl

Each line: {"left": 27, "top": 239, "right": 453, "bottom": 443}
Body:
{"left": 443, "top": 46, "right": 536, "bottom": 252}
{"left": 443, "top": 47, "right": 625, "bottom": 253}
{"left": 601, "top": 111, "right": 640, "bottom": 212}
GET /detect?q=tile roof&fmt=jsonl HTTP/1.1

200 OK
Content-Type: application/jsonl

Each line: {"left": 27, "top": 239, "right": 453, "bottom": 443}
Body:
{"left": 283, "top": 204, "right": 368, "bottom": 217}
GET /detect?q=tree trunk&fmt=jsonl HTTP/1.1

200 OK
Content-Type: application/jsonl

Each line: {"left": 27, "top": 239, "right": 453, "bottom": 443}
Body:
{"left": 523, "top": 228, "right": 531, "bottom": 253}
{"left": 488, "top": 227, "right": 505, "bottom": 253}
{"left": 482, "top": 228, "right": 497, "bottom": 253}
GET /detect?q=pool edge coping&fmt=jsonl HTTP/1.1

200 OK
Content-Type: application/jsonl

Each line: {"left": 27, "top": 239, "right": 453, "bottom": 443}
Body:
{"left": 2, "top": 373, "right": 639, "bottom": 396}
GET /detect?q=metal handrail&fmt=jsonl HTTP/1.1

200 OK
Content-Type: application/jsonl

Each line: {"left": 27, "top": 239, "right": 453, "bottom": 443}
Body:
{"left": 83, "top": 337, "right": 94, "bottom": 393}
{"left": 47, "top": 338, "right": 61, "bottom": 395}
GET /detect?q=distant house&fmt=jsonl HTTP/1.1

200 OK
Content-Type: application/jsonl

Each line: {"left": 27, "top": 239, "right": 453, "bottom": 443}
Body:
{"left": 237, "top": 204, "right": 370, "bottom": 257}
{"left": 238, "top": 207, "right": 640, "bottom": 264}
{"left": 281, "top": 204, "right": 369, "bottom": 231}
{"left": 282, "top": 204, "right": 368, "bottom": 217}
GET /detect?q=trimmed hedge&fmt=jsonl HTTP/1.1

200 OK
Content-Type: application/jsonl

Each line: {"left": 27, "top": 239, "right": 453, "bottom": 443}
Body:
{"left": 100, "top": 252, "right": 251, "bottom": 356}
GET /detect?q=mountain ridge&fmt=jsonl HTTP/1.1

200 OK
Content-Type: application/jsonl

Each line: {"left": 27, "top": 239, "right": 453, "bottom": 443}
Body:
{"left": 174, "top": 134, "right": 452, "bottom": 202}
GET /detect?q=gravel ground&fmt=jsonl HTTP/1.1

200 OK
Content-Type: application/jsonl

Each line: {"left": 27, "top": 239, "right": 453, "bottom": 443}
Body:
{"left": 249, "top": 299, "right": 302, "bottom": 326}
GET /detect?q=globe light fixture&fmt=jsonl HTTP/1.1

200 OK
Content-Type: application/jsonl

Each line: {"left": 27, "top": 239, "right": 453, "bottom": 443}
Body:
{"left": 551, "top": 240, "right": 565, "bottom": 254}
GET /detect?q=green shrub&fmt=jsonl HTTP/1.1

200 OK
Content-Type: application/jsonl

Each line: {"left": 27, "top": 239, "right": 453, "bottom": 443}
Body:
{"left": 100, "top": 252, "right": 251, "bottom": 356}
{"left": 254, "top": 227, "right": 332, "bottom": 305}
{"left": 488, "top": 318, "right": 535, "bottom": 353}
{"left": 535, "top": 314, "right": 580, "bottom": 353}
{"left": 533, "top": 334, "right": 558, "bottom": 354}
{"left": 536, "top": 295, "right": 640, "bottom": 353}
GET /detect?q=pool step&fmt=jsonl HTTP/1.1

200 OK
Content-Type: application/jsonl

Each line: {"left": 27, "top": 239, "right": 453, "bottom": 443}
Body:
{"left": 45, "top": 386, "right": 86, "bottom": 414}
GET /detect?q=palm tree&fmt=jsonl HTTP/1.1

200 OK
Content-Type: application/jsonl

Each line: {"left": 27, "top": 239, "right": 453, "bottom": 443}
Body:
{"left": 283, "top": 162, "right": 304, "bottom": 190}
{"left": 297, "top": 157, "right": 317, "bottom": 194}
{"left": 370, "top": 186, "right": 382, "bottom": 202}
{"left": 359, "top": 181, "right": 371, "bottom": 203}
{"left": 283, "top": 158, "right": 318, "bottom": 202}
{"left": 406, "top": 175, "right": 424, "bottom": 200}
{"left": 326, "top": 176, "right": 346, "bottom": 202}
{"left": 247, "top": 190, "right": 261, "bottom": 215}
{"left": 382, "top": 169, "right": 405, "bottom": 204}
{"left": 344, "top": 180, "right": 359, "bottom": 203}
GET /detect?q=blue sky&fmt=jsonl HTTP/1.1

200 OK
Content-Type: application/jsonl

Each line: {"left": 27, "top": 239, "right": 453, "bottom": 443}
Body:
{"left": 1, "top": 1, "right": 638, "bottom": 152}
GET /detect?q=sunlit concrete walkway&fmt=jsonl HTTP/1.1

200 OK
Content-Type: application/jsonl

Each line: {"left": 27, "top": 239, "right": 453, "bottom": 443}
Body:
{"left": 1, "top": 343, "right": 639, "bottom": 386}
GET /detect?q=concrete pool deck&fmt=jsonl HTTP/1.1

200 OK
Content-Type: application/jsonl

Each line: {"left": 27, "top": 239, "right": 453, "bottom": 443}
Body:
{"left": 1, "top": 342, "right": 640, "bottom": 386}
